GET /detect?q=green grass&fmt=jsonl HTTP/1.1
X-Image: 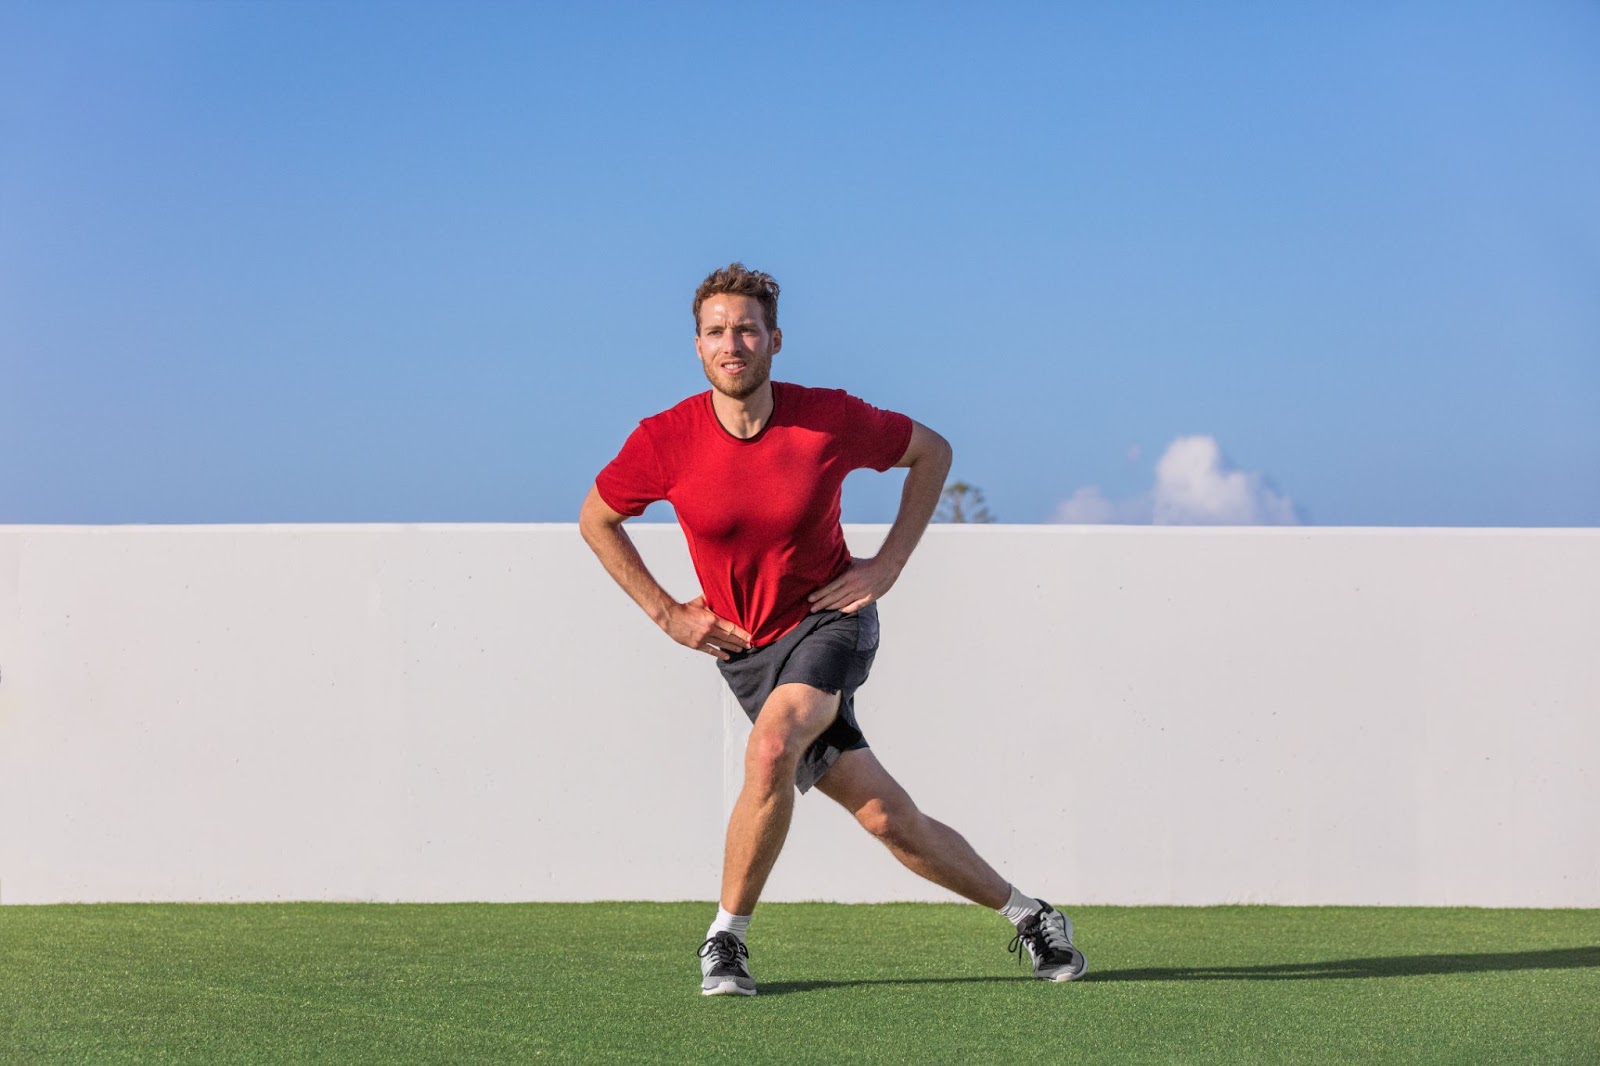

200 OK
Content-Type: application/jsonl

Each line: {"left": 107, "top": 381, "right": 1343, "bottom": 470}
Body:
{"left": 3, "top": 903, "right": 1597, "bottom": 1064}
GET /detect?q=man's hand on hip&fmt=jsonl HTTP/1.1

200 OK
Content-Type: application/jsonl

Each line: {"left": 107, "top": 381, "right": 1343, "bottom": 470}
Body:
{"left": 664, "top": 595, "right": 754, "bottom": 661}
{"left": 808, "top": 556, "right": 902, "bottom": 615}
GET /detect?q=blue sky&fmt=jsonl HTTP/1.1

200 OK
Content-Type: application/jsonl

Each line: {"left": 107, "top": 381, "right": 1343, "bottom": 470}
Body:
{"left": 2, "top": 1, "right": 1596, "bottom": 526}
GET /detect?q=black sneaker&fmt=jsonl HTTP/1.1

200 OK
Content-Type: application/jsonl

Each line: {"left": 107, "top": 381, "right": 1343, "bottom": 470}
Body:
{"left": 698, "top": 932, "right": 756, "bottom": 996}
{"left": 1008, "top": 902, "right": 1088, "bottom": 982}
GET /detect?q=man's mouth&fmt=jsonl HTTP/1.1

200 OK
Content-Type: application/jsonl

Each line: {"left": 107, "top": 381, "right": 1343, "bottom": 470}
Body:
{"left": 721, "top": 361, "right": 746, "bottom": 374}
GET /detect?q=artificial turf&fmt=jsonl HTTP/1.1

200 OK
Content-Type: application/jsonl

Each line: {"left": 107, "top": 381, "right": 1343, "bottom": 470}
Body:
{"left": 3, "top": 903, "right": 1597, "bottom": 1064}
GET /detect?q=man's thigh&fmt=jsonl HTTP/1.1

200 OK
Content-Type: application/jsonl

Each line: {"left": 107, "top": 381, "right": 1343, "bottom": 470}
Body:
{"left": 749, "top": 682, "right": 841, "bottom": 749}
{"left": 813, "top": 747, "right": 916, "bottom": 816}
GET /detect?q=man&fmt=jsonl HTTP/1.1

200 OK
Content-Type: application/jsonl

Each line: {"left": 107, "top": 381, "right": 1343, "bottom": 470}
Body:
{"left": 578, "top": 263, "right": 1085, "bottom": 995}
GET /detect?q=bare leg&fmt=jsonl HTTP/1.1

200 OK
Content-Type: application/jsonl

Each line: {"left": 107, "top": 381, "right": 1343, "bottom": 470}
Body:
{"left": 815, "top": 748, "right": 1010, "bottom": 909}
{"left": 720, "top": 683, "right": 840, "bottom": 914}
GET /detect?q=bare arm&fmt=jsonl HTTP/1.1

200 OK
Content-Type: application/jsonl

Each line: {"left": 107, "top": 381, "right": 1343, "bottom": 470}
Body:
{"left": 807, "top": 420, "right": 953, "bottom": 614}
{"left": 579, "top": 485, "right": 753, "bottom": 659}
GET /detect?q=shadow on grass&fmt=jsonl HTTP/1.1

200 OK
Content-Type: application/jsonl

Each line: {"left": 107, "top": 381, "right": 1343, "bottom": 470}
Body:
{"left": 759, "top": 977, "right": 1018, "bottom": 995}
{"left": 1092, "top": 946, "right": 1600, "bottom": 983}
{"left": 755, "top": 948, "right": 1600, "bottom": 993}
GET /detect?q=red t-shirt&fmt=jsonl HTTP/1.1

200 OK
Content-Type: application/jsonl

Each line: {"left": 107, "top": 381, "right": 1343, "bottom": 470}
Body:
{"left": 595, "top": 382, "right": 914, "bottom": 647}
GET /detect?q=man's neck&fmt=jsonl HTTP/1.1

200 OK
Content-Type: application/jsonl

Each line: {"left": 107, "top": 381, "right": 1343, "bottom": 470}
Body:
{"left": 710, "top": 382, "right": 775, "bottom": 440}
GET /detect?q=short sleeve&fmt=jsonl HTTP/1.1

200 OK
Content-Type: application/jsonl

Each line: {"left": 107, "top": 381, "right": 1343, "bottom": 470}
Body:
{"left": 834, "top": 392, "right": 915, "bottom": 472}
{"left": 595, "top": 423, "right": 669, "bottom": 517}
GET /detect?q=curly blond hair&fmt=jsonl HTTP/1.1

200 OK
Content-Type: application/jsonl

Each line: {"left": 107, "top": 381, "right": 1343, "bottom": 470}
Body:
{"left": 693, "top": 263, "right": 780, "bottom": 331}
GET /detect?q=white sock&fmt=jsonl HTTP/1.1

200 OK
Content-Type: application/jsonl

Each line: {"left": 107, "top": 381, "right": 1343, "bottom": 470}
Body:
{"left": 707, "top": 907, "right": 752, "bottom": 943}
{"left": 996, "top": 885, "right": 1045, "bottom": 927}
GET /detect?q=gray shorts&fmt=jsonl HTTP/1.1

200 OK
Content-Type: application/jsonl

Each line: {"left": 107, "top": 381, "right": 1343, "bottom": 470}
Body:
{"left": 716, "top": 604, "right": 880, "bottom": 793}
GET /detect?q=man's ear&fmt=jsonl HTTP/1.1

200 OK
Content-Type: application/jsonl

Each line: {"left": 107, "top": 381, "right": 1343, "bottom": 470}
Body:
{"left": 770, "top": 327, "right": 783, "bottom": 355}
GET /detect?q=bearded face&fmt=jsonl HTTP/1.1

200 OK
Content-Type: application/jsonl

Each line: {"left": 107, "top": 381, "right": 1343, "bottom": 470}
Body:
{"left": 695, "top": 294, "right": 780, "bottom": 400}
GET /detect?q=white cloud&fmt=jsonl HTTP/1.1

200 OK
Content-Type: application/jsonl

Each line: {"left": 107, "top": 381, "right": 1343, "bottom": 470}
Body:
{"left": 1054, "top": 485, "right": 1151, "bottom": 524}
{"left": 1054, "top": 435, "right": 1300, "bottom": 526}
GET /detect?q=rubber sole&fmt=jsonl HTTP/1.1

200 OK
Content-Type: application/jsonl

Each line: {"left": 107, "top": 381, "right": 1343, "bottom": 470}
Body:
{"left": 702, "top": 980, "right": 758, "bottom": 996}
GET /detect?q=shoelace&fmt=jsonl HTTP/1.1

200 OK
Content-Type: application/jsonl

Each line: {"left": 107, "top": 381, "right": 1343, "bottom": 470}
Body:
{"left": 1008, "top": 914, "right": 1074, "bottom": 966}
{"left": 697, "top": 935, "right": 750, "bottom": 970}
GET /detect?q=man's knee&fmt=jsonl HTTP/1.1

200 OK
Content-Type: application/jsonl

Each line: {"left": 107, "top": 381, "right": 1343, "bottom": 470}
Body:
{"left": 856, "top": 796, "right": 922, "bottom": 850}
{"left": 745, "top": 686, "right": 837, "bottom": 784}
{"left": 745, "top": 728, "right": 803, "bottom": 782}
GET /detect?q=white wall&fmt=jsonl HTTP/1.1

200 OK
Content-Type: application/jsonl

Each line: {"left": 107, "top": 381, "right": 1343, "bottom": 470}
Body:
{"left": 0, "top": 525, "right": 1595, "bottom": 907}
